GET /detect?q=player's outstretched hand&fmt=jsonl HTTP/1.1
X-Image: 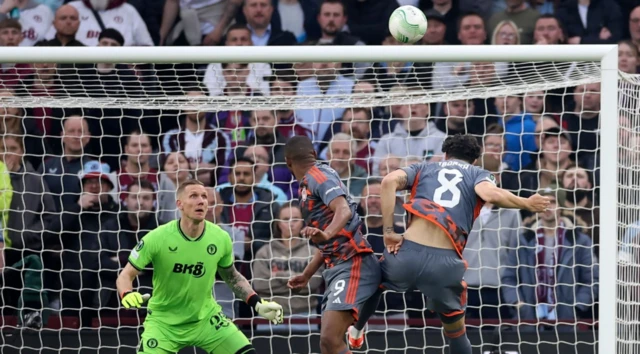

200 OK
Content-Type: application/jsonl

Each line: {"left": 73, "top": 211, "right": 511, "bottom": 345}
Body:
{"left": 301, "top": 227, "right": 330, "bottom": 244}
{"left": 287, "top": 274, "right": 310, "bottom": 289}
{"left": 255, "top": 300, "right": 284, "bottom": 325}
{"left": 384, "top": 232, "right": 404, "bottom": 255}
{"left": 526, "top": 194, "right": 551, "bottom": 213}
{"left": 121, "top": 292, "right": 150, "bottom": 309}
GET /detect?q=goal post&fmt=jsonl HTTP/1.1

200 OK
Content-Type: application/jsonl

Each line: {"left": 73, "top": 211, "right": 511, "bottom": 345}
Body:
{"left": 0, "top": 44, "right": 621, "bottom": 353}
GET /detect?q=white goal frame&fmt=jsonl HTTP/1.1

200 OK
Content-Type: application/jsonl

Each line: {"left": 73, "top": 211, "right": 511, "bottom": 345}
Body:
{"left": 0, "top": 45, "right": 619, "bottom": 352}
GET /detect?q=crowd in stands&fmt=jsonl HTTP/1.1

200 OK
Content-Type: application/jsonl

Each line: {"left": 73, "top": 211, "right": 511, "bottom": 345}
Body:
{"left": 0, "top": 0, "right": 625, "bottom": 333}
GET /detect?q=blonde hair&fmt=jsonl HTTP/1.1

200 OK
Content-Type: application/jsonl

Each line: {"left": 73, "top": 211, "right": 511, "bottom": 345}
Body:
{"left": 491, "top": 20, "right": 521, "bottom": 45}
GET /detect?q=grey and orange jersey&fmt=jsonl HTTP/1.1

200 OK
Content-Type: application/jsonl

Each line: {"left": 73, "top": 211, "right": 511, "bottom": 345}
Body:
{"left": 401, "top": 159, "right": 495, "bottom": 256}
{"left": 298, "top": 163, "right": 372, "bottom": 265}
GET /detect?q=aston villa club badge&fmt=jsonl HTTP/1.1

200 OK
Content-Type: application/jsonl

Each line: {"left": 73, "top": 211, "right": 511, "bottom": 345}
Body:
{"left": 301, "top": 187, "right": 307, "bottom": 202}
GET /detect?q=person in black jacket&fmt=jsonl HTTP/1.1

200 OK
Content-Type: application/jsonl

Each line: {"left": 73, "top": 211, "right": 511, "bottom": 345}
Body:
{"left": 343, "top": 0, "right": 399, "bottom": 45}
{"left": 218, "top": 156, "right": 278, "bottom": 261}
{"left": 556, "top": 0, "right": 622, "bottom": 44}
{"left": 98, "top": 179, "right": 157, "bottom": 312}
{"left": 241, "top": 0, "right": 296, "bottom": 46}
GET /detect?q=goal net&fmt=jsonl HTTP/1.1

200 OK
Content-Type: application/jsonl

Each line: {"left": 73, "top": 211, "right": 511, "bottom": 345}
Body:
{"left": 0, "top": 46, "right": 620, "bottom": 354}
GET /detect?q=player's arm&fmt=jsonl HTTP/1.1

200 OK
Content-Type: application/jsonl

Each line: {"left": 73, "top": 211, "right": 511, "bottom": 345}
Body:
{"left": 218, "top": 265, "right": 284, "bottom": 324}
{"left": 318, "top": 196, "right": 353, "bottom": 241}
{"left": 474, "top": 182, "right": 548, "bottom": 212}
{"left": 380, "top": 169, "right": 409, "bottom": 234}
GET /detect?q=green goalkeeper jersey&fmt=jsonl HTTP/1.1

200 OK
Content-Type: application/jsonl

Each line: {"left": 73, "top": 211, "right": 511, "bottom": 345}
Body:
{"left": 128, "top": 220, "right": 234, "bottom": 326}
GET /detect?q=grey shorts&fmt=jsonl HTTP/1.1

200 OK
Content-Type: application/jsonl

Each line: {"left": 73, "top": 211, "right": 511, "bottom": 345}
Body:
{"left": 321, "top": 253, "right": 382, "bottom": 320}
{"left": 381, "top": 240, "right": 468, "bottom": 316}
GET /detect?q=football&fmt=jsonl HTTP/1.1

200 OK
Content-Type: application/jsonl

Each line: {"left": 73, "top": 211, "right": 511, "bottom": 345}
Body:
{"left": 388, "top": 5, "right": 428, "bottom": 44}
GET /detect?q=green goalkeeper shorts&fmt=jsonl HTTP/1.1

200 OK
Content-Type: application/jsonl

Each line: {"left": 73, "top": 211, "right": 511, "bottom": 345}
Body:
{"left": 138, "top": 312, "right": 252, "bottom": 354}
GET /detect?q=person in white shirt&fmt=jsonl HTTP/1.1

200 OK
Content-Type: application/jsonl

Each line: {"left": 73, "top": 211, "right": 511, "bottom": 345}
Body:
{"left": 203, "top": 24, "right": 271, "bottom": 96}
{"left": 0, "top": 0, "right": 53, "bottom": 46}
{"left": 44, "top": 0, "right": 153, "bottom": 46}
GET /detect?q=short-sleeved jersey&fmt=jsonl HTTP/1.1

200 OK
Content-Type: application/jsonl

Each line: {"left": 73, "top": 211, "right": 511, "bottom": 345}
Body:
{"left": 128, "top": 220, "right": 234, "bottom": 326}
{"left": 401, "top": 159, "right": 495, "bottom": 257}
{"left": 298, "top": 163, "right": 372, "bottom": 265}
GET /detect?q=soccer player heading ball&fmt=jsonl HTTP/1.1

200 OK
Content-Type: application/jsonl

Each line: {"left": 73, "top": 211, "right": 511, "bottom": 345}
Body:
{"left": 347, "top": 134, "right": 550, "bottom": 354}
{"left": 285, "top": 136, "right": 382, "bottom": 354}
{"left": 116, "top": 180, "right": 283, "bottom": 354}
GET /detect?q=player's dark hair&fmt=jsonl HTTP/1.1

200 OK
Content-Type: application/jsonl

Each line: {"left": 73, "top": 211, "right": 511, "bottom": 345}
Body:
{"left": 176, "top": 179, "right": 204, "bottom": 196}
{"left": 284, "top": 135, "right": 316, "bottom": 163}
{"left": 273, "top": 200, "right": 302, "bottom": 239}
{"left": 442, "top": 134, "right": 482, "bottom": 164}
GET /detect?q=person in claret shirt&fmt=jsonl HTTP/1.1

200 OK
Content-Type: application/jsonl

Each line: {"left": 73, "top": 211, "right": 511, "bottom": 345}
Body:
{"left": 319, "top": 107, "right": 375, "bottom": 174}
{"left": 117, "top": 130, "right": 158, "bottom": 204}
{"left": 218, "top": 156, "right": 278, "bottom": 260}
{"left": 267, "top": 72, "right": 312, "bottom": 139}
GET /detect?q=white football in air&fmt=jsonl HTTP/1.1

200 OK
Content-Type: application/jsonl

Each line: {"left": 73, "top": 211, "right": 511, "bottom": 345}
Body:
{"left": 388, "top": 5, "right": 428, "bottom": 44}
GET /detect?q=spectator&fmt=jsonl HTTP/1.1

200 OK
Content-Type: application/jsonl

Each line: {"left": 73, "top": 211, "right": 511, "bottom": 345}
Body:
{"left": 503, "top": 127, "right": 574, "bottom": 202}
{"left": 0, "top": 159, "right": 12, "bottom": 269}
{"left": 238, "top": 110, "right": 294, "bottom": 197}
{"left": 342, "top": 0, "right": 399, "bottom": 45}
{"left": 372, "top": 99, "right": 445, "bottom": 175}
{"left": 216, "top": 145, "right": 288, "bottom": 204}
{"left": 203, "top": 24, "right": 271, "bottom": 97}
{"left": 0, "top": 19, "right": 33, "bottom": 88}
{"left": 59, "top": 160, "right": 118, "bottom": 325}
{"left": 40, "top": 115, "right": 95, "bottom": 212}
{"left": 435, "top": 98, "right": 498, "bottom": 137}
{"left": 481, "top": 124, "right": 509, "bottom": 171}
{"left": 491, "top": 20, "right": 520, "bottom": 45}
{"left": 533, "top": 14, "right": 565, "bottom": 45}
{"left": 421, "top": 9, "right": 446, "bottom": 45}
{"left": 319, "top": 107, "right": 376, "bottom": 173}
{"left": 494, "top": 94, "right": 536, "bottom": 171}
{"left": 252, "top": 202, "right": 322, "bottom": 331}
{"left": 561, "top": 83, "right": 600, "bottom": 168}
{"left": 1, "top": 135, "right": 57, "bottom": 268}
{"left": 314, "top": 0, "right": 362, "bottom": 46}
{"left": 0, "top": 0, "right": 53, "bottom": 46}
{"left": 295, "top": 61, "right": 355, "bottom": 142}
{"left": 162, "top": 88, "right": 231, "bottom": 186}
{"left": 46, "top": 0, "right": 153, "bottom": 46}
{"left": 618, "top": 40, "right": 639, "bottom": 74}
{"left": 523, "top": 91, "right": 545, "bottom": 122}
{"left": 117, "top": 130, "right": 158, "bottom": 204}
{"left": 38, "top": 4, "right": 82, "bottom": 46}
{"left": 421, "top": 0, "right": 459, "bottom": 45}
{"left": 98, "top": 179, "right": 157, "bottom": 310}
{"left": 534, "top": 115, "right": 560, "bottom": 150}
{"left": 218, "top": 156, "right": 277, "bottom": 258}
{"left": 502, "top": 187, "right": 598, "bottom": 323}
{"left": 377, "top": 154, "right": 401, "bottom": 178}
{"left": 488, "top": 0, "right": 539, "bottom": 44}
{"left": 161, "top": 0, "right": 242, "bottom": 46}
{"left": 242, "top": 0, "right": 296, "bottom": 46}
{"left": 629, "top": 6, "right": 640, "bottom": 50}
{"left": 432, "top": 13, "right": 509, "bottom": 90}
{"left": 325, "top": 133, "right": 368, "bottom": 196}
{"left": 156, "top": 151, "right": 190, "bottom": 225}
{"left": 561, "top": 165, "right": 599, "bottom": 244}
{"left": 268, "top": 73, "right": 312, "bottom": 139}
{"left": 463, "top": 155, "right": 520, "bottom": 319}
{"left": 556, "top": 0, "right": 622, "bottom": 44}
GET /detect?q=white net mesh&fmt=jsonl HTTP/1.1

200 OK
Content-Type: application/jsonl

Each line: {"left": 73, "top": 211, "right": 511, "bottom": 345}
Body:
{"left": 0, "top": 57, "right": 611, "bottom": 353}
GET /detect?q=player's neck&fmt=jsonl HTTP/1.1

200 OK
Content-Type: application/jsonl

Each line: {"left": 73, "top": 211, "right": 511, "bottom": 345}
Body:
{"left": 180, "top": 218, "right": 205, "bottom": 239}
{"left": 294, "top": 162, "right": 315, "bottom": 182}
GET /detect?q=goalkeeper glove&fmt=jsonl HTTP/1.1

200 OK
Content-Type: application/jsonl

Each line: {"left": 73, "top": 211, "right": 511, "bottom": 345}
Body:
{"left": 247, "top": 293, "right": 284, "bottom": 325}
{"left": 121, "top": 291, "right": 150, "bottom": 309}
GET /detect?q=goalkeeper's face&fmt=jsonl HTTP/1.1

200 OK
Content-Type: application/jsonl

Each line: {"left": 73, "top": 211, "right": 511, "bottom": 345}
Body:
{"left": 177, "top": 184, "right": 209, "bottom": 221}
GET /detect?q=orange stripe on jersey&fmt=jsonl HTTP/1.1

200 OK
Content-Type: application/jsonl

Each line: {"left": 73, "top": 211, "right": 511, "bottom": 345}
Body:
{"left": 345, "top": 256, "right": 362, "bottom": 304}
{"left": 472, "top": 197, "right": 484, "bottom": 221}
{"left": 404, "top": 203, "right": 464, "bottom": 259}
{"left": 460, "top": 280, "right": 468, "bottom": 306}
{"left": 409, "top": 170, "right": 421, "bottom": 200}
{"left": 309, "top": 166, "right": 328, "bottom": 184}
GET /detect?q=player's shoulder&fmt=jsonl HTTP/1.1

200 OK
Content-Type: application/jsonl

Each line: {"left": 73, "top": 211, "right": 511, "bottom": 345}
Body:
{"left": 305, "top": 163, "right": 339, "bottom": 185}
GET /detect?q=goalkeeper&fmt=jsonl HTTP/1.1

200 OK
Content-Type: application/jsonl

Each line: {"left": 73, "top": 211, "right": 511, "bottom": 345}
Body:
{"left": 116, "top": 179, "right": 283, "bottom": 354}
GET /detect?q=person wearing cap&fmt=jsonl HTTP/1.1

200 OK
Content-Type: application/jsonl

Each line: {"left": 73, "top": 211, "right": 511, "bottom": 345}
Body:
{"left": 502, "top": 186, "right": 598, "bottom": 324}
{"left": 58, "top": 160, "right": 119, "bottom": 326}
{"left": 421, "top": 9, "right": 446, "bottom": 45}
{"left": 421, "top": 1, "right": 458, "bottom": 45}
